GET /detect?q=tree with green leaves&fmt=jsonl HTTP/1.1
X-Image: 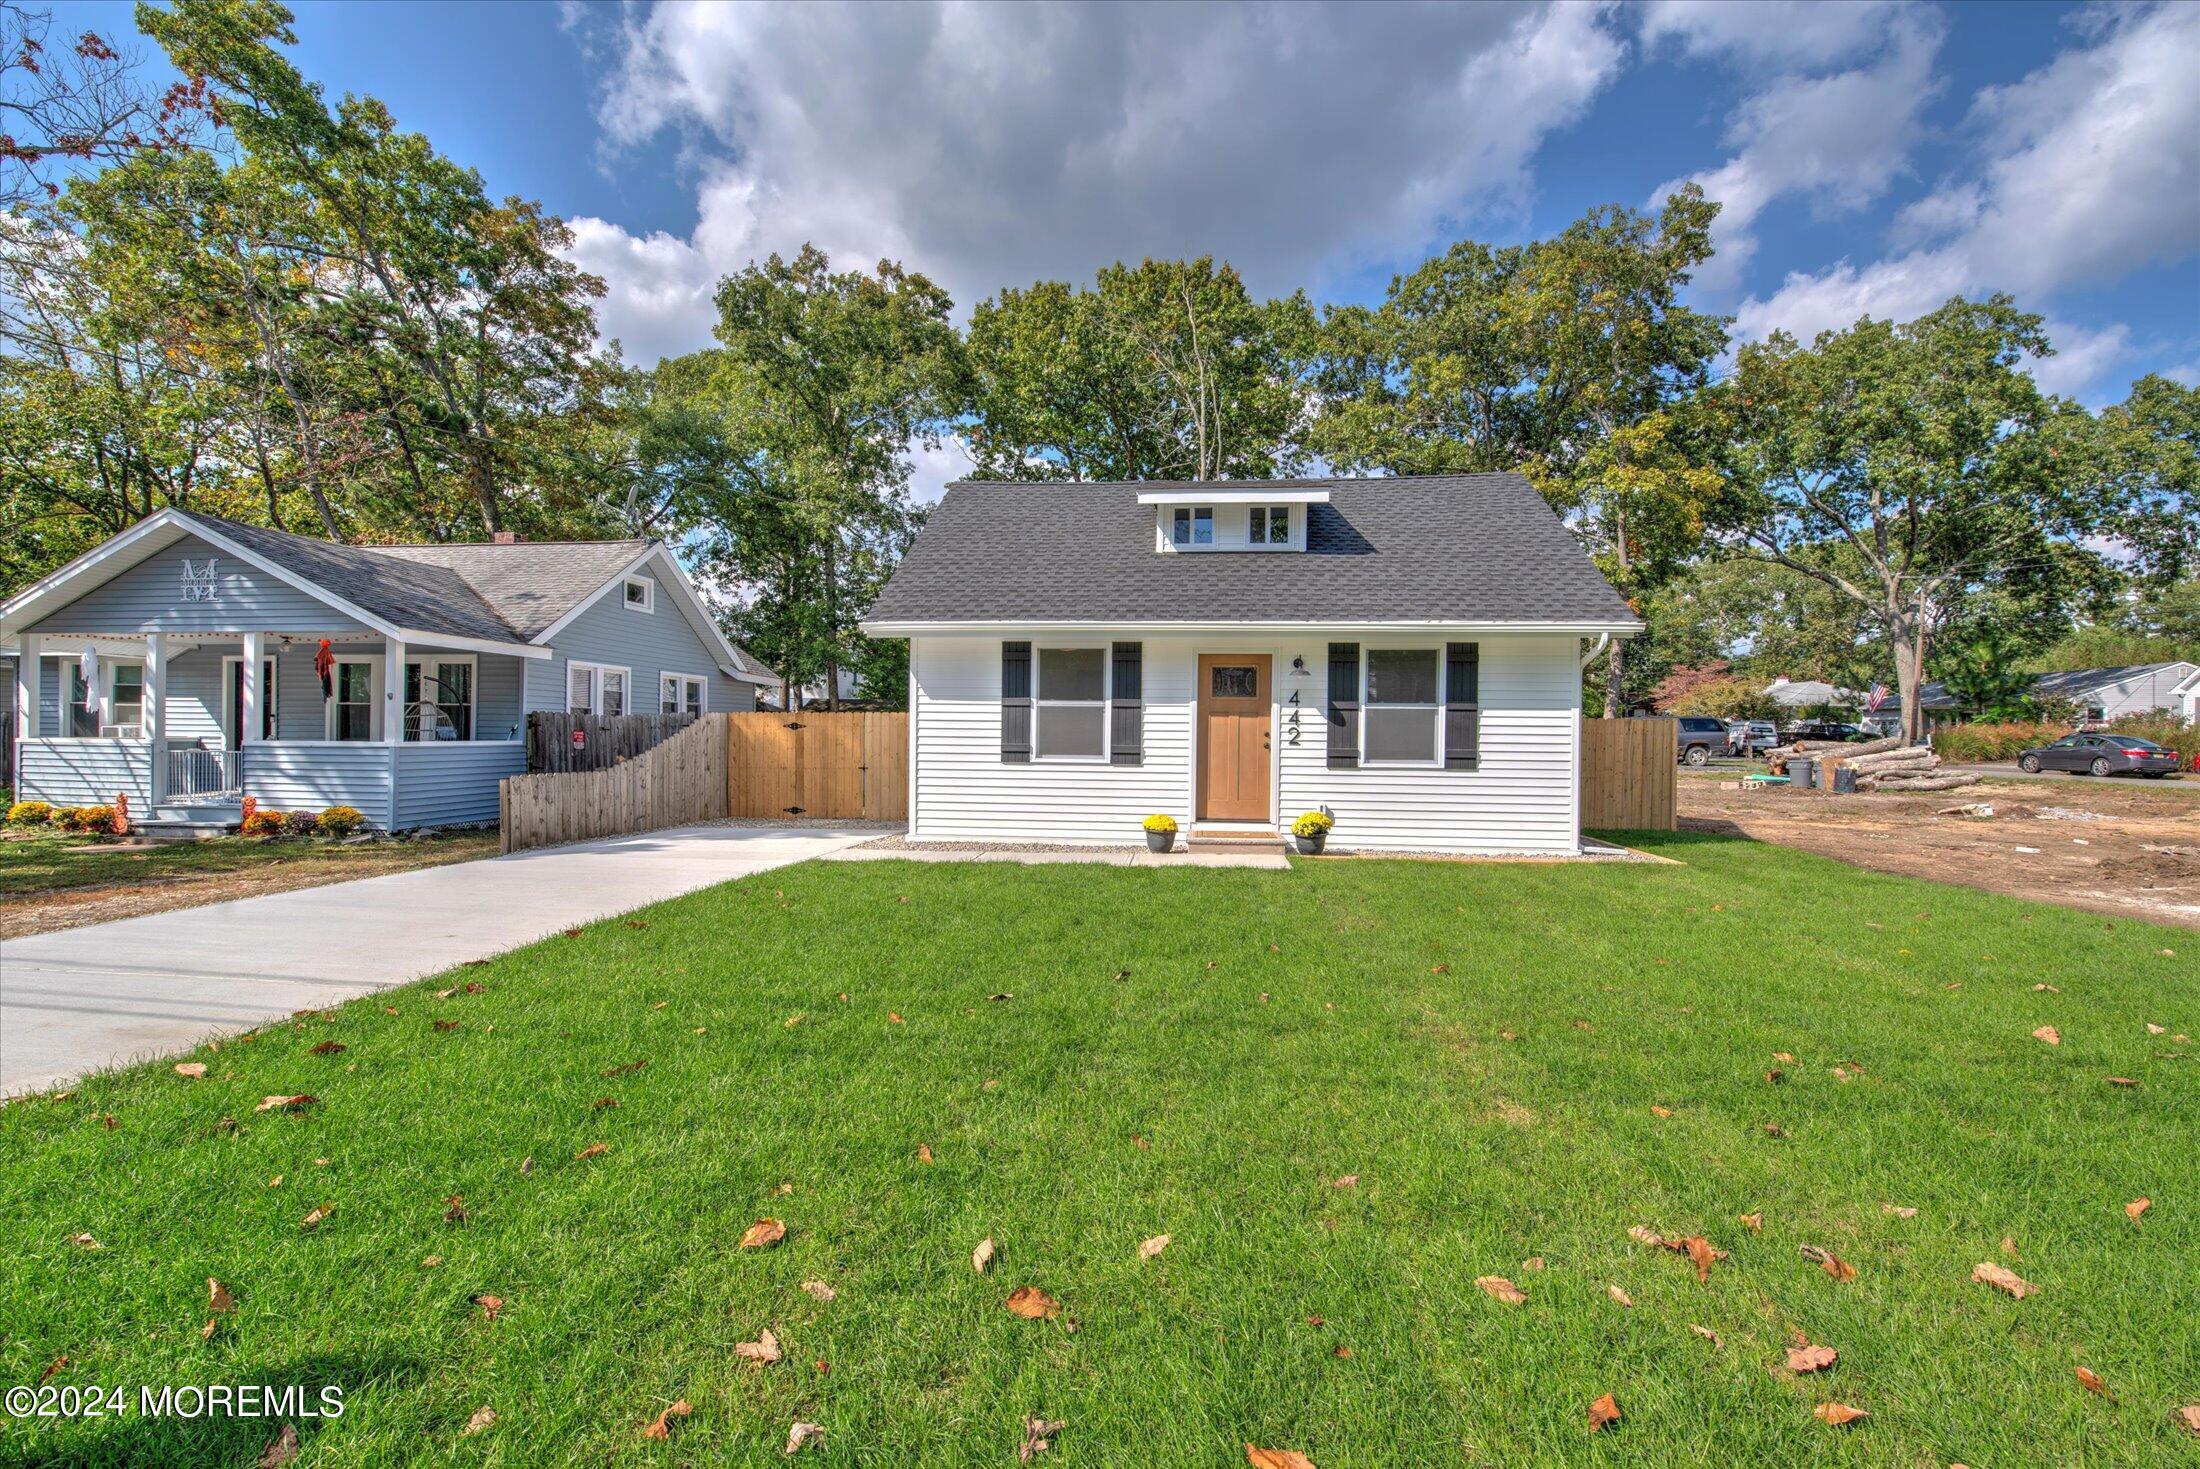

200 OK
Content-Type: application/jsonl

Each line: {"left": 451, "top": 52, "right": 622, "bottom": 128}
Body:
{"left": 966, "top": 257, "right": 1314, "bottom": 482}
{"left": 1706, "top": 296, "right": 2129, "bottom": 744}
{"left": 709, "top": 247, "right": 961, "bottom": 707}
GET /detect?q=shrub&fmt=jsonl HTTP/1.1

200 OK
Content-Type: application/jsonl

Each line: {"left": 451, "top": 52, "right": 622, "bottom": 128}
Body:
{"left": 60, "top": 805, "right": 116, "bottom": 834}
{"left": 1141, "top": 813, "right": 1178, "bottom": 835}
{"left": 285, "top": 809, "right": 319, "bottom": 836}
{"left": 316, "top": 805, "right": 367, "bottom": 837}
{"left": 1291, "top": 811, "right": 1335, "bottom": 839}
{"left": 7, "top": 800, "right": 54, "bottom": 827}
{"left": 240, "top": 809, "right": 288, "bottom": 838}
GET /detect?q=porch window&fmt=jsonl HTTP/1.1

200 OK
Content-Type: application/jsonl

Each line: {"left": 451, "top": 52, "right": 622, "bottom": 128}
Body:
{"left": 107, "top": 663, "right": 144, "bottom": 734}
{"left": 330, "top": 661, "right": 376, "bottom": 741}
{"left": 661, "top": 672, "right": 706, "bottom": 717}
{"left": 61, "top": 662, "right": 97, "bottom": 738}
{"left": 1035, "top": 646, "right": 1106, "bottom": 760}
{"left": 1363, "top": 649, "right": 1439, "bottom": 764}
{"left": 405, "top": 658, "right": 474, "bottom": 741}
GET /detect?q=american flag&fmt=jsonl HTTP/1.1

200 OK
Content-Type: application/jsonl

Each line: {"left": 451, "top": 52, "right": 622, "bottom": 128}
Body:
{"left": 1865, "top": 682, "right": 1888, "bottom": 713}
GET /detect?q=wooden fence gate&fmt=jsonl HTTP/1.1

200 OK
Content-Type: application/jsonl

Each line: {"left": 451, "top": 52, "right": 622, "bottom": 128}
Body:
{"left": 725, "top": 711, "right": 907, "bottom": 821}
{"left": 1579, "top": 717, "right": 1677, "bottom": 831}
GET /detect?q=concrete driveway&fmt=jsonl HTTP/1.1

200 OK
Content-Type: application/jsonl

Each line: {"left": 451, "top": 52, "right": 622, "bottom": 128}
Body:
{"left": 0, "top": 823, "right": 881, "bottom": 1096}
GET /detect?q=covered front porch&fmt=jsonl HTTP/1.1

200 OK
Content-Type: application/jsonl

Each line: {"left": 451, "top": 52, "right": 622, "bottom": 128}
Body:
{"left": 13, "top": 628, "right": 528, "bottom": 831}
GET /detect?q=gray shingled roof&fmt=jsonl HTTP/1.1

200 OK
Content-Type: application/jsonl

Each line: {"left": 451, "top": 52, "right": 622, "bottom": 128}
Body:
{"left": 865, "top": 473, "right": 1637, "bottom": 626}
{"left": 372, "top": 539, "right": 650, "bottom": 640}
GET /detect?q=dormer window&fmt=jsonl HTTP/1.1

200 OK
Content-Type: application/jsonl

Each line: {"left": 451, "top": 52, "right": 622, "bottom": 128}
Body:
{"left": 1249, "top": 505, "right": 1289, "bottom": 544}
{"left": 1170, "top": 507, "right": 1213, "bottom": 546}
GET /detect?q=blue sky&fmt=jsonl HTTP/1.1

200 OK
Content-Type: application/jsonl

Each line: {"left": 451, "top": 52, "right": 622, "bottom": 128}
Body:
{"left": 82, "top": 1, "right": 2200, "bottom": 494}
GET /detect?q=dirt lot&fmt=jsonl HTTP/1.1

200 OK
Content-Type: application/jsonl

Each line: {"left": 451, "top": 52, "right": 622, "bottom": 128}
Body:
{"left": 1678, "top": 773, "right": 2200, "bottom": 929}
{"left": 0, "top": 830, "right": 499, "bottom": 939}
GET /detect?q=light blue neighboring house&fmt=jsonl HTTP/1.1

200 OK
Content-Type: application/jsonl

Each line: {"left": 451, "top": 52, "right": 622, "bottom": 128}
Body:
{"left": 1, "top": 509, "right": 775, "bottom": 834}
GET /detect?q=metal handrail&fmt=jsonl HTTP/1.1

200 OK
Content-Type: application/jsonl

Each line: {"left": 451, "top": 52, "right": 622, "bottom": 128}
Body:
{"left": 168, "top": 746, "right": 240, "bottom": 801}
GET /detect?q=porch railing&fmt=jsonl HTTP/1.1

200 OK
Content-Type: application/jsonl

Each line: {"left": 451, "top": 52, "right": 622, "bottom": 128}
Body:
{"left": 168, "top": 746, "right": 240, "bottom": 802}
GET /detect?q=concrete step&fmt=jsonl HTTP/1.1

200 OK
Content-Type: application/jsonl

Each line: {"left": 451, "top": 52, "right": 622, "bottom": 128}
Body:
{"left": 132, "top": 813, "right": 241, "bottom": 844}
{"left": 1187, "top": 825, "right": 1287, "bottom": 854}
{"left": 152, "top": 803, "right": 242, "bottom": 824}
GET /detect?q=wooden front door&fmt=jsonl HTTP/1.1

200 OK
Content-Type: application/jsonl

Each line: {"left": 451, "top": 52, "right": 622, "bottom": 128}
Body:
{"left": 1197, "top": 654, "right": 1272, "bottom": 821}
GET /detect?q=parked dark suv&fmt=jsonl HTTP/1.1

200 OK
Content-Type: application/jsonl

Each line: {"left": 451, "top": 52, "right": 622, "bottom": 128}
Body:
{"left": 1676, "top": 716, "right": 1729, "bottom": 766}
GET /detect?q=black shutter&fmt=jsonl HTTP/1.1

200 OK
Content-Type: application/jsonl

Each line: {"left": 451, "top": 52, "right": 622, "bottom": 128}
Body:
{"left": 1445, "top": 642, "right": 1480, "bottom": 770}
{"left": 1001, "top": 641, "right": 1031, "bottom": 763}
{"left": 1110, "top": 641, "right": 1143, "bottom": 765}
{"left": 1327, "top": 642, "right": 1360, "bottom": 769}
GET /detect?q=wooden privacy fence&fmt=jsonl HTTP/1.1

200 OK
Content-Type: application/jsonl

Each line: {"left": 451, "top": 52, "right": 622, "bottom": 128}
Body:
{"left": 1579, "top": 716, "right": 1677, "bottom": 830}
{"left": 499, "top": 710, "right": 907, "bottom": 853}
{"left": 726, "top": 711, "right": 907, "bottom": 821}
{"left": 501, "top": 713, "right": 729, "bottom": 853}
{"left": 526, "top": 711, "right": 696, "bottom": 773}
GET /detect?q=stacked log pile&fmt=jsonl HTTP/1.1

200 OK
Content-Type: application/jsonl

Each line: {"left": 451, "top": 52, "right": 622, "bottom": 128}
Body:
{"left": 1767, "top": 736, "right": 1981, "bottom": 794}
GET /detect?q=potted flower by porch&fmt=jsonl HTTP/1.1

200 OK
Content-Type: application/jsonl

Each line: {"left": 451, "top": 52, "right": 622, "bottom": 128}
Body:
{"left": 1290, "top": 811, "right": 1334, "bottom": 855}
{"left": 1142, "top": 814, "right": 1178, "bottom": 853}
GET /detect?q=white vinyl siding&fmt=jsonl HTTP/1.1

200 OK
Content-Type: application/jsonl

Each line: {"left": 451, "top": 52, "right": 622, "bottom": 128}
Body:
{"left": 908, "top": 632, "right": 1581, "bottom": 854}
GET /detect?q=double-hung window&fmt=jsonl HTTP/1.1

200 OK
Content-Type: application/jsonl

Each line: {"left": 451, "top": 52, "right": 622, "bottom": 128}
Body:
{"left": 329, "top": 661, "right": 377, "bottom": 741}
{"left": 404, "top": 657, "right": 474, "bottom": 741}
{"left": 1035, "top": 646, "right": 1107, "bottom": 760}
{"left": 660, "top": 672, "right": 706, "bottom": 716}
{"left": 1170, "top": 506, "right": 1214, "bottom": 547}
{"left": 107, "top": 663, "right": 144, "bottom": 733}
{"left": 1362, "top": 649, "right": 1441, "bottom": 764}
{"left": 567, "top": 661, "right": 629, "bottom": 716}
{"left": 1248, "top": 505, "right": 1290, "bottom": 544}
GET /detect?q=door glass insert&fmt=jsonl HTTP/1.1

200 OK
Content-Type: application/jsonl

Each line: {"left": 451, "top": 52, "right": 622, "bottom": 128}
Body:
{"left": 1210, "top": 665, "right": 1257, "bottom": 698}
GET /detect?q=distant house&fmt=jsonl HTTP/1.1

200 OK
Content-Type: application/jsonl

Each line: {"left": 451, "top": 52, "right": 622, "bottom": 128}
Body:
{"left": 862, "top": 473, "right": 1640, "bottom": 855}
{"left": 2, "top": 510, "right": 775, "bottom": 832}
{"left": 1914, "top": 661, "right": 2198, "bottom": 725}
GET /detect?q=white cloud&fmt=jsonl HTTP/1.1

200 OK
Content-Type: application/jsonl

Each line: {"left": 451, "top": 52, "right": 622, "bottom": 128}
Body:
{"left": 1652, "top": 12, "right": 1942, "bottom": 299}
{"left": 905, "top": 434, "right": 974, "bottom": 506}
{"left": 570, "top": 1, "right": 1624, "bottom": 361}
{"left": 1733, "top": 3, "right": 2200, "bottom": 399}
{"left": 1637, "top": 0, "right": 1908, "bottom": 70}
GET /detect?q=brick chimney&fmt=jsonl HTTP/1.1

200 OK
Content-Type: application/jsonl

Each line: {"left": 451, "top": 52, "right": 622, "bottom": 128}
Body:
{"left": 491, "top": 530, "right": 520, "bottom": 545}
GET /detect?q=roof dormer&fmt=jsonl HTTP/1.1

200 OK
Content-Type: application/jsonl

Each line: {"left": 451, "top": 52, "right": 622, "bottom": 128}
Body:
{"left": 1140, "top": 488, "right": 1328, "bottom": 553}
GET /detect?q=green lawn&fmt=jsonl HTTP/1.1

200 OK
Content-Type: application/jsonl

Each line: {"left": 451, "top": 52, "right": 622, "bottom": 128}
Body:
{"left": 2, "top": 834, "right": 2193, "bottom": 1466}
{"left": 0, "top": 828, "right": 498, "bottom": 898}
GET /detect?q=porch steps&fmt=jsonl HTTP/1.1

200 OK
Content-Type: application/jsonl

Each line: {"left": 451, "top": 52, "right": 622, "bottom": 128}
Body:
{"left": 1187, "top": 824, "right": 1288, "bottom": 855}
{"left": 133, "top": 803, "right": 244, "bottom": 844}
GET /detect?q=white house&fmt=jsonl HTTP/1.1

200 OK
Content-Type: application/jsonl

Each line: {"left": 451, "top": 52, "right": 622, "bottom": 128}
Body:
{"left": 861, "top": 474, "right": 1641, "bottom": 855}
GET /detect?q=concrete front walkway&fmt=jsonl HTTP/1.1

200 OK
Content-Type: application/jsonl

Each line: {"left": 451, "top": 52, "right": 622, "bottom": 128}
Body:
{"left": 0, "top": 823, "right": 879, "bottom": 1096}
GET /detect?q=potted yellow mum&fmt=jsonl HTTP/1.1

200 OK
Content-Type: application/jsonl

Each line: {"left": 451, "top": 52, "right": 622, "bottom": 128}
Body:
{"left": 1142, "top": 813, "right": 1178, "bottom": 853}
{"left": 1290, "top": 811, "right": 1334, "bottom": 855}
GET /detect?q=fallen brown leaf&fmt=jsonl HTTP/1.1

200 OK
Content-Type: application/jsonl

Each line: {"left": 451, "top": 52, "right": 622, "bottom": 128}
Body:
{"left": 1628, "top": 1225, "right": 1666, "bottom": 1247}
{"left": 601, "top": 1059, "right": 648, "bottom": 1078}
{"left": 1739, "top": 1212, "right": 1764, "bottom": 1233}
{"left": 69, "top": 1232, "right": 100, "bottom": 1250}
{"left": 1520, "top": 1256, "right": 1545, "bottom": 1272}
{"left": 801, "top": 1279, "right": 836, "bottom": 1301}
{"left": 309, "top": 1041, "right": 346, "bottom": 1056}
{"left": 2178, "top": 1404, "right": 2200, "bottom": 1438}
{"left": 739, "top": 1219, "right": 787, "bottom": 1250}
{"left": 734, "top": 1327, "right": 781, "bottom": 1364}
{"left": 1331, "top": 1174, "right": 1358, "bottom": 1189}
{"left": 973, "top": 1236, "right": 996, "bottom": 1273}
{"left": 2106, "top": 1076, "right": 2138, "bottom": 1088}
{"left": 174, "top": 1062, "right": 208, "bottom": 1079}
{"left": 2001, "top": 1235, "right": 2019, "bottom": 1257}
{"left": 2126, "top": 1197, "right": 2150, "bottom": 1224}
{"left": 1005, "top": 1285, "right": 1062, "bottom": 1320}
{"left": 640, "top": 1399, "right": 691, "bottom": 1440}
{"left": 519, "top": 1156, "right": 535, "bottom": 1176}
{"left": 258, "top": 1423, "right": 300, "bottom": 1468}
{"left": 420, "top": 1255, "right": 442, "bottom": 1269}
{"left": 200, "top": 1317, "right": 216, "bottom": 1340}
{"left": 1139, "top": 1234, "right": 1171, "bottom": 1260}
{"left": 443, "top": 1195, "right": 468, "bottom": 1223}
{"left": 1475, "top": 1274, "right": 1526, "bottom": 1305}
{"left": 463, "top": 1405, "right": 496, "bottom": 1435}
{"left": 1650, "top": 1104, "right": 1672, "bottom": 1118}
{"left": 785, "top": 1420, "right": 825, "bottom": 1454}
{"left": 1019, "top": 1415, "right": 1066, "bottom": 1462}
{"left": 888, "top": 1012, "right": 904, "bottom": 1024}
{"left": 2033, "top": 1025, "right": 2061, "bottom": 1046}
{"left": 471, "top": 1293, "right": 502, "bottom": 1320}
{"left": 1689, "top": 1323, "right": 1722, "bottom": 1348}
{"left": 208, "top": 1277, "right": 236, "bottom": 1313}
{"left": 1245, "top": 1448, "right": 1317, "bottom": 1469}
{"left": 1813, "top": 1402, "right": 1868, "bottom": 1426}
{"left": 2076, "top": 1366, "right": 2112, "bottom": 1399}
{"left": 1799, "top": 1245, "right": 1857, "bottom": 1282}
{"left": 1607, "top": 1284, "right": 1634, "bottom": 1307}
{"left": 1683, "top": 1235, "right": 1720, "bottom": 1283}
{"left": 299, "top": 1204, "right": 332, "bottom": 1230}
{"left": 1971, "top": 1261, "right": 2036, "bottom": 1298}
{"left": 2147, "top": 1022, "right": 2167, "bottom": 1035}
{"left": 255, "top": 1094, "right": 317, "bottom": 1115}
{"left": 1881, "top": 1204, "right": 1918, "bottom": 1219}
{"left": 1587, "top": 1392, "right": 1622, "bottom": 1432}
{"left": 1787, "top": 1344, "right": 1838, "bottom": 1374}
{"left": 1772, "top": 1051, "right": 1794, "bottom": 1062}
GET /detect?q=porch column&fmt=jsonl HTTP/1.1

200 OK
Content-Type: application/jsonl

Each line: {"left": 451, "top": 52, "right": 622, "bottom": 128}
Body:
{"left": 383, "top": 635, "right": 406, "bottom": 746}
{"left": 13, "top": 631, "right": 37, "bottom": 739}
{"left": 239, "top": 631, "right": 264, "bottom": 745}
{"left": 145, "top": 632, "right": 168, "bottom": 805}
